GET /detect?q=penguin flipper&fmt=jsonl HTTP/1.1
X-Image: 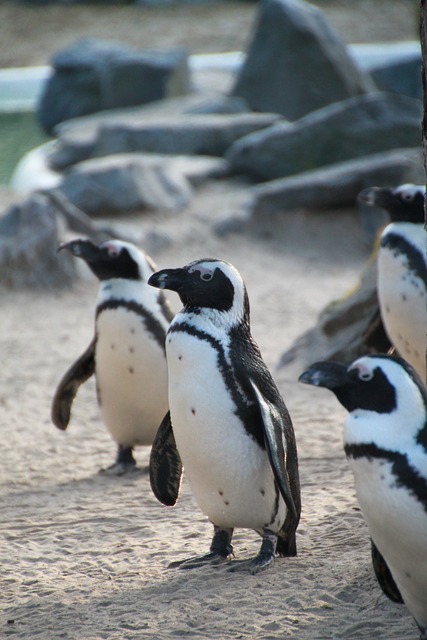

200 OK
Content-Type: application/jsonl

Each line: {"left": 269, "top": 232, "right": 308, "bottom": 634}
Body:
{"left": 370, "top": 538, "right": 404, "bottom": 603}
{"left": 248, "top": 378, "right": 298, "bottom": 521}
{"left": 149, "top": 411, "right": 183, "bottom": 506}
{"left": 51, "top": 338, "right": 96, "bottom": 430}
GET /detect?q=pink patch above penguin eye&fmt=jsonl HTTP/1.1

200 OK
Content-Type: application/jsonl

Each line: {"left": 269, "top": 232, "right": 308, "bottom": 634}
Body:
{"left": 189, "top": 265, "right": 214, "bottom": 281}
{"left": 350, "top": 361, "right": 374, "bottom": 381}
{"left": 103, "top": 243, "right": 120, "bottom": 257}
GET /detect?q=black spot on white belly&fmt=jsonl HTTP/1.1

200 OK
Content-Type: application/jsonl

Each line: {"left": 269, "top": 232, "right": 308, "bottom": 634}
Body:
{"left": 260, "top": 488, "right": 265, "bottom": 496}
{"left": 402, "top": 294, "right": 407, "bottom": 301}
{"left": 178, "top": 355, "right": 182, "bottom": 361}
{"left": 129, "top": 347, "right": 134, "bottom": 354}
{"left": 129, "top": 367, "right": 134, "bottom": 374}
{"left": 130, "top": 328, "right": 135, "bottom": 335}
{"left": 191, "top": 408, "right": 196, "bottom": 415}
{"left": 111, "top": 344, "right": 115, "bottom": 350}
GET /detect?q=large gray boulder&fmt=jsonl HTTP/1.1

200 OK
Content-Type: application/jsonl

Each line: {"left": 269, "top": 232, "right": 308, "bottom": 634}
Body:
{"left": 58, "top": 153, "right": 228, "bottom": 216}
{"left": 278, "top": 262, "right": 391, "bottom": 370}
{"left": 49, "top": 112, "right": 282, "bottom": 171}
{"left": 37, "top": 38, "right": 190, "bottom": 135}
{"left": 350, "top": 42, "right": 422, "bottom": 101}
{"left": 226, "top": 93, "right": 423, "bottom": 182}
{"left": 248, "top": 147, "right": 424, "bottom": 217}
{"left": 231, "top": 0, "right": 375, "bottom": 120}
{"left": 0, "top": 194, "right": 75, "bottom": 289}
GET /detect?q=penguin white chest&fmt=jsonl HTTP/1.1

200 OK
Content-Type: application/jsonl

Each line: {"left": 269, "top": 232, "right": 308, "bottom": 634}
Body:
{"left": 377, "top": 237, "right": 426, "bottom": 379}
{"left": 350, "top": 456, "right": 427, "bottom": 628}
{"left": 166, "top": 329, "right": 285, "bottom": 532}
{"left": 95, "top": 308, "right": 168, "bottom": 446}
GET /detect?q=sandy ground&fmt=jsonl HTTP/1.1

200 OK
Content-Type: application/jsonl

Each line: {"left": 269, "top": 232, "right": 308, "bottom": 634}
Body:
{"left": 0, "top": 2, "right": 423, "bottom": 639}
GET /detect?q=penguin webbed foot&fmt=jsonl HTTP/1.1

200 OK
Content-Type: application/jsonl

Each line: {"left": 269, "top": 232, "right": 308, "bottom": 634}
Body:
{"left": 228, "top": 529, "right": 276, "bottom": 575}
{"left": 168, "top": 526, "right": 234, "bottom": 570}
{"left": 99, "top": 445, "right": 138, "bottom": 476}
{"left": 168, "top": 551, "right": 232, "bottom": 570}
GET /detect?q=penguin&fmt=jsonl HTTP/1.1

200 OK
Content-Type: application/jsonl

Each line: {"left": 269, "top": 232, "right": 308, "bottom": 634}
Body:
{"left": 51, "top": 238, "right": 174, "bottom": 474}
{"left": 357, "top": 184, "right": 426, "bottom": 381}
{"left": 148, "top": 258, "right": 301, "bottom": 574}
{"left": 299, "top": 355, "right": 427, "bottom": 639}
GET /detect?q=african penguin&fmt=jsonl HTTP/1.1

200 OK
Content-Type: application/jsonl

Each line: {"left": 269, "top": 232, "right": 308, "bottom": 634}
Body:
{"left": 51, "top": 238, "right": 174, "bottom": 474}
{"left": 299, "top": 355, "right": 427, "bottom": 638}
{"left": 358, "top": 184, "right": 426, "bottom": 381}
{"left": 148, "top": 258, "right": 301, "bottom": 574}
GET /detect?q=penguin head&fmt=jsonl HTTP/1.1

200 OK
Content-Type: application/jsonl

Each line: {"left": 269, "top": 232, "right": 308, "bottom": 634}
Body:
{"left": 357, "top": 184, "right": 425, "bottom": 224}
{"left": 148, "top": 258, "right": 250, "bottom": 323}
{"left": 58, "top": 239, "right": 156, "bottom": 282}
{"left": 299, "top": 355, "right": 427, "bottom": 449}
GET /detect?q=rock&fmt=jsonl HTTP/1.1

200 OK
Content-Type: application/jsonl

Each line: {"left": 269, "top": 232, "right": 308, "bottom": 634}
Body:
{"left": 278, "top": 261, "right": 392, "bottom": 370}
{"left": 0, "top": 193, "right": 75, "bottom": 288}
{"left": 248, "top": 147, "right": 424, "bottom": 217}
{"left": 230, "top": 0, "right": 375, "bottom": 120}
{"left": 58, "top": 153, "right": 228, "bottom": 216}
{"left": 37, "top": 38, "right": 190, "bottom": 135}
{"left": 49, "top": 112, "right": 281, "bottom": 171}
{"left": 226, "top": 92, "right": 423, "bottom": 182}
{"left": 350, "top": 42, "right": 422, "bottom": 100}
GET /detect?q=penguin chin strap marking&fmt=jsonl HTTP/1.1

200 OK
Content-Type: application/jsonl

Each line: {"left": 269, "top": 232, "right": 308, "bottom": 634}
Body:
{"left": 168, "top": 526, "right": 234, "bottom": 570}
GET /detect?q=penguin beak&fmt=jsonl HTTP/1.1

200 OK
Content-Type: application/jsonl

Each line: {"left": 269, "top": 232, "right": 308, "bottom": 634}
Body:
{"left": 357, "top": 187, "right": 392, "bottom": 209}
{"left": 298, "top": 361, "right": 350, "bottom": 390}
{"left": 148, "top": 268, "right": 187, "bottom": 292}
{"left": 58, "top": 239, "right": 99, "bottom": 261}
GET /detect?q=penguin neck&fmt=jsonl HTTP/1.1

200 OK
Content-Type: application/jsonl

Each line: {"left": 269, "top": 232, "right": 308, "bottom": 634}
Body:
{"left": 97, "top": 277, "right": 155, "bottom": 308}
{"left": 178, "top": 304, "right": 247, "bottom": 337}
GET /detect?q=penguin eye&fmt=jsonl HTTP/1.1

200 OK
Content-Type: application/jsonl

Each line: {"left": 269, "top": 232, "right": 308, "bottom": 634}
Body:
{"left": 400, "top": 191, "right": 414, "bottom": 202}
{"left": 350, "top": 362, "right": 374, "bottom": 382}
{"left": 200, "top": 272, "right": 213, "bottom": 282}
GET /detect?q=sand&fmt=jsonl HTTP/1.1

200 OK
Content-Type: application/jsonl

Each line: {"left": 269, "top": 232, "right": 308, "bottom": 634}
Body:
{"left": 0, "top": 2, "right": 421, "bottom": 639}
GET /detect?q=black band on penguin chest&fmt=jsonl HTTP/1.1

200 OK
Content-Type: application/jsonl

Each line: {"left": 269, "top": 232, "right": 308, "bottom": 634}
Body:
{"left": 96, "top": 299, "right": 167, "bottom": 351}
{"left": 381, "top": 232, "right": 427, "bottom": 285}
{"left": 168, "top": 322, "right": 266, "bottom": 449}
{"left": 345, "top": 442, "right": 427, "bottom": 513}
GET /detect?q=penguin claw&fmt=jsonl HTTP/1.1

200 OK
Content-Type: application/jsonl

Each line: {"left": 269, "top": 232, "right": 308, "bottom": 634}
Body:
{"left": 227, "top": 552, "right": 275, "bottom": 575}
{"left": 99, "top": 461, "right": 138, "bottom": 476}
{"left": 168, "top": 552, "right": 230, "bottom": 570}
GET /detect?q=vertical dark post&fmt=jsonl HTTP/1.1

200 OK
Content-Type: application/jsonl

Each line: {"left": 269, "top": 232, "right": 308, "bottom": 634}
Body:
{"left": 421, "top": 0, "right": 427, "bottom": 222}
{"left": 420, "top": 1, "right": 427, "bottom": 381}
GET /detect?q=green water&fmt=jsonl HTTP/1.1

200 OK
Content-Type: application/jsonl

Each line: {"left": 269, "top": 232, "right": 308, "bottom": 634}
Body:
{"left": 0, "top": 111, "right": 49, "bottom": 185}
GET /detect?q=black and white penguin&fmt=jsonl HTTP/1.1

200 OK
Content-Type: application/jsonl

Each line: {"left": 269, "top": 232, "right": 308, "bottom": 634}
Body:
{"left": 299, "top": 355, "right": 427, "bottom": 638}
{"left": 148, "top": 258, "right": 301, "bottom": 574}
{"left": 52, "top": 238, "right": 174, "bottom": 474}
{"left": 358, "top": 184, "right": 426, "bottom": 381}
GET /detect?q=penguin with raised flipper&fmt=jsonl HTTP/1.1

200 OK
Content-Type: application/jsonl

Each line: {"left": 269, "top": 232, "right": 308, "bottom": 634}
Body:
{"left": 52, "top": 238, "right": 174, "bottom": 475}
{"left": 148, "top": 258, "right": 301, "bottom": 574}
{"left": 299, "top": 355, "right": 427, "bottom": 638}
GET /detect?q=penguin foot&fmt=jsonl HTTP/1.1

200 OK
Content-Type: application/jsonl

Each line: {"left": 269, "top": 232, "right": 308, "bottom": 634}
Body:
{"left": 228, "top": 529, "right": 276, "bottom": 574}
{"left": 168, "top": 551, "right": 232, "bottom": 570}
{"left": 169, "top": 526, "right": 234, "bottom": 570}
{"left": 99, "top": 461, "right": 138, "bottom": 476}
{"left": 99, "top": 445, "right": 138, "bottom": 476}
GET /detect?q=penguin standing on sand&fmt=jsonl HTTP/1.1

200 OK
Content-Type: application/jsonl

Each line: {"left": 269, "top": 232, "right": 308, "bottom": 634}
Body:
{"left": 52, "top": 239, "right": 174, "bottom": 474}
{"left": 148, "top": 258, "right": 301, "bottom": 573}
{"left": 358, "top": 184, "right": 426, "bottom": 380}
{"left": 299, "top": 355, "right": 427, "bottom": 639}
